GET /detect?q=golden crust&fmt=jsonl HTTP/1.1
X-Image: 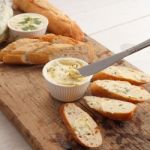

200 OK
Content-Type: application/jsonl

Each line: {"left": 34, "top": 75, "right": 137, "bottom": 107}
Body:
{"left": 32, "top": 34, "right": 79, "bottom": 44}
{"left": 100, "top": 109, "right": 136, "bottom": 121}
{"left": 92, "top": 72, "right": 147, "bottom": 85}
{"left": 27, "top": 53, "right": 49, "bottom": 64}
{"left": 3, "top": 54, "right": 26, "bottom": 64}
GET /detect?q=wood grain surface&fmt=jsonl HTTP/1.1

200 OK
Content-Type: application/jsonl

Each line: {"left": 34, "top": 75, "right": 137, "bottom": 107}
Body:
{"left": 0, "top": 36, "right": 150, "bottom": 150}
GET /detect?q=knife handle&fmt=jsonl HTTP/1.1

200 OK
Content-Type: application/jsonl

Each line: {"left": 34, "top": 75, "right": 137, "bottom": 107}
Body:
{"left": 120, "top": 39, "right": 150, "bottom": 57}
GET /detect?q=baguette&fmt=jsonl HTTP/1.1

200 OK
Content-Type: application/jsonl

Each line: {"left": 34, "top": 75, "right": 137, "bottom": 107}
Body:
{"left": 92, "top": 65, "right": 150, "bottom": 85}
{"left": 0, "top": 34, "right": 95, "bottom": 64}
{"left": 60, "top": 103, "right": 102, "bottom": 148}
{"left": 13, "top": 0, "right": 84, "bottom": 41}
{"left": 91, "top": 80, "right": 150, "bottom": 103}
{"left": 32, "top": 33, "right": 79, "bottom": 44}
{"left": 84, "top": 96, "right": 136, "bottom": 121}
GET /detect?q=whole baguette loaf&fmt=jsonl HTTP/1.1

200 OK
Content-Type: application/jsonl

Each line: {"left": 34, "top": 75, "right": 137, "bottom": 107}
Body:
{"left": 13, "top": 0, "right": 84, "bottom": 41}
{"left": 91, "top": 80, "right": 150, "bottom": 103}
{"left": 92, "top": 65, "right": 150, "bottom": 85}
{"left": 60, "top": 103, "right": 102, "bottom": 148}
{"left": 0, "top": 34, "right": 95, "bottom": 64}
{"left": 84, "top": 96, "right": 136, "bottom": 121}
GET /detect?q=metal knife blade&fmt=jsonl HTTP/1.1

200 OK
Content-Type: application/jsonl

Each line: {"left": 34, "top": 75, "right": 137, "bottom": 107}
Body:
{"left": 78, "top": 39, "right": 150, "bottom": 76}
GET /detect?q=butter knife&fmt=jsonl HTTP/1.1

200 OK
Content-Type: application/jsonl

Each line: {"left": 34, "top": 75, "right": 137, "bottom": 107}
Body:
{"left": 78, "top": 39, "right": 150, "bottom": 76}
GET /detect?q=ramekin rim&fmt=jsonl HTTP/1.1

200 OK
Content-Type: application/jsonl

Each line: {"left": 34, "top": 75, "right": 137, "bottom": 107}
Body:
{"left": 7, "top": 13, "right": 48, "bottom": 33}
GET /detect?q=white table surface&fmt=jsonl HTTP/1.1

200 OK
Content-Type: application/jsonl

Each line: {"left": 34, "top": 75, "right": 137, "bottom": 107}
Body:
{"left": 0, "top": 0, "right": 150, "bottom": 149}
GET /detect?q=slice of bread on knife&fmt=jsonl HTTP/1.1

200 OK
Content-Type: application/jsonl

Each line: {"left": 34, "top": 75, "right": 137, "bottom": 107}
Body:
{"left": 13, "top": 0, "right": 84, "bottom": 41}
{"left": 92, "top": 65, "right": 150, "bottom": 85}
{"left": 60, "top": 103, "right": 102, "bottom": 148}
{"left": 84, "top": 96, "right": 136, "bottom": 121}
{"left": 91, "top": 80, "right": 150, "bottom": 103}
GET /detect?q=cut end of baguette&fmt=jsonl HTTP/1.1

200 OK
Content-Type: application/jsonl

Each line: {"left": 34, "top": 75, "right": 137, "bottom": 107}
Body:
{"left": 84, "top": 96, "right": 136, "bottom": 121}
{"left": 60, "top": 103, "right": 102, "bottom": 148}
{"left": 91, "top": 80, "right": 150, "bottom": 103}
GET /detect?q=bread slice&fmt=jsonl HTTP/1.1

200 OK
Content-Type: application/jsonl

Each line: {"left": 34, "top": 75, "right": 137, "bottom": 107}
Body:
{"left": 60, "top": 103, "right": 102, "bottom": 148}
{"left": 92, "top": 65, "right": 150, "bottom": 85}
{"left": 91, "top": 80, "right": 150, "bottom": 103}
{"left": 84, "top": 96, "right": 136, "bottom": 121}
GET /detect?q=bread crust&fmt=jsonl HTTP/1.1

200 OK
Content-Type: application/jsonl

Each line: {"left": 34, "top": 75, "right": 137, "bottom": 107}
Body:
{"left": 13, "top": 0, "right": 84, "bottom": 41}
{"left": 0, "top": 34, "right": 95, "bottom": 65}
{"left": 92, "top": 72, "right": 147, "bottom": 85}
{"left": 60, "top": 104, "right": 102, "bottom": 148}
{"left": 3, "top": 54, "right": 25, "bottom": 64}
{"left": 95, "top": 106, "right": 136, "bottom": 121}
{"left": 84, "top": 96, "right": 137, "bottom": 121}
{"left": 90, "top": 82, "right": 145, "bottom": 103}
{"left": 33, "top": 34, "right": 79, "bottom": 44}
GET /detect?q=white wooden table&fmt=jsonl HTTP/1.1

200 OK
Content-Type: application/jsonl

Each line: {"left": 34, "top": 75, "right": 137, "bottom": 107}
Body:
{"left": 0, "top": 0, "right": 150, "bottom": 149}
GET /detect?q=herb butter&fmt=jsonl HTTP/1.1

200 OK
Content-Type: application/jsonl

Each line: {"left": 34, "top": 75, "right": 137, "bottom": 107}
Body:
{"left": 8, "top": 13, "right": 48, "bottom": 32}
{"left": 47, "top": 58, "right": 88, "bottom": 86}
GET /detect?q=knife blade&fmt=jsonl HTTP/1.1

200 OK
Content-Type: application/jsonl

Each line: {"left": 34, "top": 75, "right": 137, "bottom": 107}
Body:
{"left": 78, "top": 39, "right": 150, "bottom": 76}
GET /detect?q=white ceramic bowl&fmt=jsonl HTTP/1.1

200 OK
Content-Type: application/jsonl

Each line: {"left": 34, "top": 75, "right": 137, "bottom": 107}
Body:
{"left": 7, "top": 13, "right": 48, "bottom": 41}
{"left": 42, "top": 57, "right": 92, "bottom": 102}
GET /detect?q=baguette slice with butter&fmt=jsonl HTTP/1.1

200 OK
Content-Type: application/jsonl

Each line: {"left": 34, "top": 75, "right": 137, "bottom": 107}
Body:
{"left": 60, "top": 103, "right": 102, "bottom": 148}
{"left": 84, "top": 96, "right": 136, "bottom": 121}
{"left": 92, "top": 65, "right": 150, "bottom": 85}
{"left": 91, "top": 80, "right": 150, "bottom": 103}
{"left": 13, "top": 0, "right": 84, "bottom": 41}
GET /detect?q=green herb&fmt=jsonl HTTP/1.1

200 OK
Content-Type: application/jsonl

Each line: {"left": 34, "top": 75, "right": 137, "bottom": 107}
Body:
{"left": 19, "top": 17, "right": 32, "bottom": 25}
{"left": 33, "top": 18, "right": 41, "bottom": 25}
{"left": 25, "top": 17, "right": 32, "bottom": 22}
{"left": 124, "top": 88, "right": 130, "bottom": 93}
{"left": 22, "top": 26, "right": 29, "bottom": 31}
{"left": 114, "top": 71, "right": 117, "bottom": 75}
{"left": 22, "top": 25, "right": 37, "bottom": 31}
{"left": 19, "top": 17, "right": 41, "bottom": 25}
{"left": 115, "top": 87, "right": 130, "bottom": 94}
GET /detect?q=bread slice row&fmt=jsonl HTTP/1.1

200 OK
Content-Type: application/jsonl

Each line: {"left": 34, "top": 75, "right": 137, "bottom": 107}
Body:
{"left": 90, "top": 80, "right": 150, "bottom": 103}
{"left": 92, "top": 65, "right": 150, "bottom": 85}
{"left": 0, "top": 34, "right": 95, "bottom": 64}
{"left": 60, "top": 103, "right": 102, "bottom": 148}
{"left": 84, "top": 96, "right": 136, "bottom": 121}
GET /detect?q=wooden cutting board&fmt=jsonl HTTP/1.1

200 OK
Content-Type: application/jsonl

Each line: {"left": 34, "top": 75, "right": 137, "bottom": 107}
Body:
{"left": 0, "top": 36, "right": 150, "bottom": 150}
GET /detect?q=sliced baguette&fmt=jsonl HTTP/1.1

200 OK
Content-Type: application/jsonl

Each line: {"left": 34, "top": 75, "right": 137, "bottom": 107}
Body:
{"left": 92, "top": 65, "right": 150, "bottom": 85}
{"left": 60, "top": 103, "right": 102, "bottom": 148}
{"left": 91, "top": 80, "right": 150, "bottom": 103}
{"left": 84, "top": 96, "right": 136, "bottom": 121}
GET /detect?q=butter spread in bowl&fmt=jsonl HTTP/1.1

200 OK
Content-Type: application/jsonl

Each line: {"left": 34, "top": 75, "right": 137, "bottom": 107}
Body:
{"left": 47, "top": 59, "right": 88, "bottom": 86}
{"left": 7, "top": 13, "right": 48, "bottom": 40}
{"left": 43, "top": 57, "right": 92, "bottom": 102}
